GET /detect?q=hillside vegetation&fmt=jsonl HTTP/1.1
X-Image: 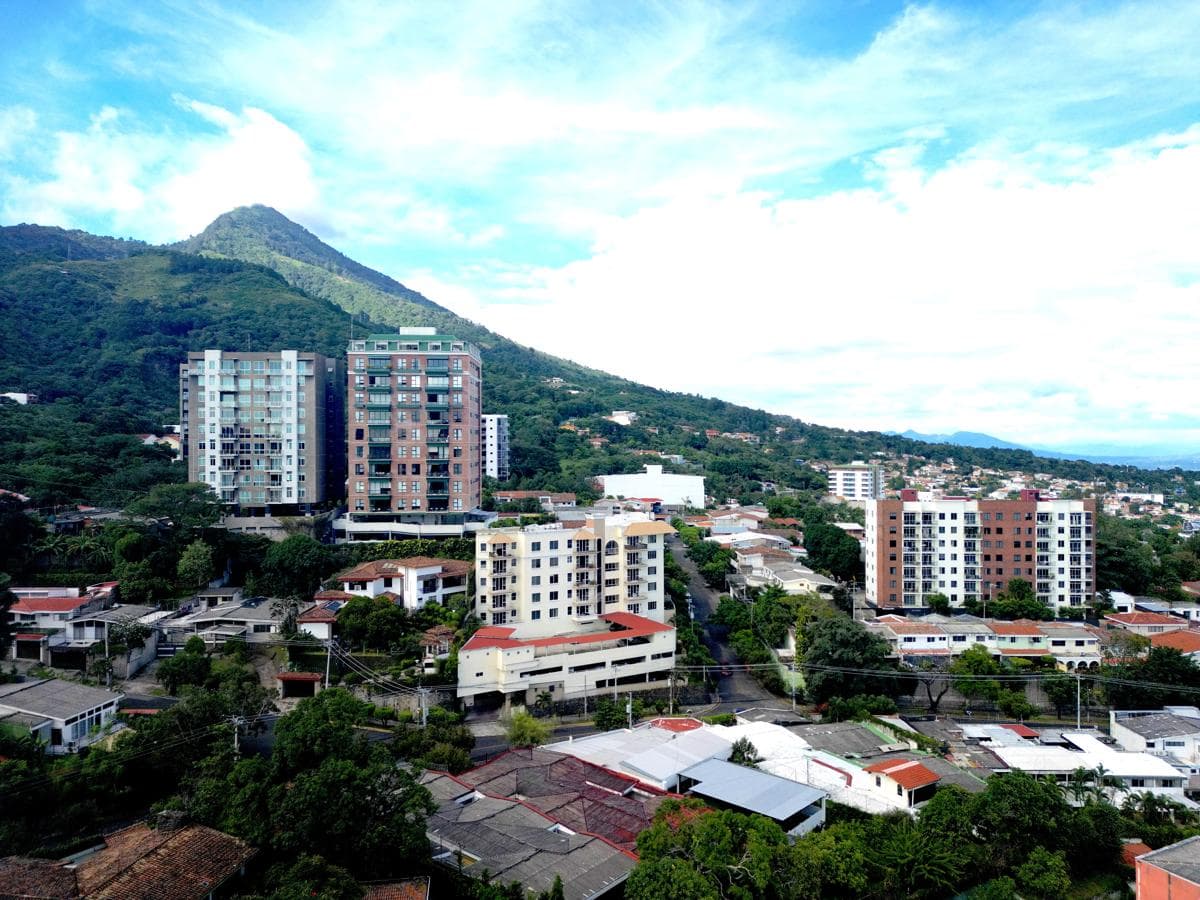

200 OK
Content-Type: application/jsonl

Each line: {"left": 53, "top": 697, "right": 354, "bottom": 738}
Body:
{"left": 0, "top": 210, "right": 1193, "bottom": 511}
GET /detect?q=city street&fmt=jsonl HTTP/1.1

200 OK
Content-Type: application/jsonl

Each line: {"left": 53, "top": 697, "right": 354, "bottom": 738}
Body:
{"left": 668, "top": 536, "right": 777, "bottom": 710}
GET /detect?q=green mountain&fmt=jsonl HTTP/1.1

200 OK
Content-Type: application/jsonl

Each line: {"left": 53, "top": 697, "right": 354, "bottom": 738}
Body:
{"left": 0, "top": 210, "right": 1192, "bottom": 512}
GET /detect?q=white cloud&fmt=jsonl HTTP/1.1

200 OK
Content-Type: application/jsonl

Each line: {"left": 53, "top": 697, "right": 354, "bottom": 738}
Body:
{"left": 0, "top": 106, "right": 38, "bottom": 160}
{"left": 426, "top": 127, "right": 1200, "bottom": 449}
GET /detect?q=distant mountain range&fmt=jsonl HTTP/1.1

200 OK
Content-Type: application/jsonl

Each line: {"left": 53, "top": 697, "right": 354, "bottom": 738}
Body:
{"left": 893, "top": 430, "right": 1200, "bottom": 471}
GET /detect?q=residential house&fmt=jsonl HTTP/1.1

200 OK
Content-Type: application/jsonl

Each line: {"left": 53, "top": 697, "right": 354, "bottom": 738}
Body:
{"left": 677, "top": 758, "right": 826, "bottom": 837}
{"left": 0, "top": 819, "right": 256, "bottom": 898}
{"left": 1105, "top": 611, "right": 1190, "bottom": 637}
{"left": 420, "top": 770, "right": 635, "bottom": 900}
{"left": 860, "top": 757, "right": 941, "bottom": 809}
{"left": 337, "top": 557, "right": 471, "bottom": 610}
{"left": 1151, "top": 630, "right": 1200, "bottom": 659}
{"left": 494, "top": 490, "right": 577, "bottom": 511}
{"left": 165, "top": 597, "right": 291, "bottom": 646}
{"left": 987, "top": 731, "right": 1188, "bottom": 803}
{"left": 49, "top": 605, "right": 161, "bottom": 676}
{"left": 296, "top": 594, "right": 350, "bottom": 641}
{"left": 1111, "top": 708, "right": 1200, "bottom": 766}
{"left": 0, "top": 679, "right": 123, "bottom": 754}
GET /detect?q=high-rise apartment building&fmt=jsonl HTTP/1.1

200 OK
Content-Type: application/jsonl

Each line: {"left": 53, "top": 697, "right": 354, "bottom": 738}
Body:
{"left": 864, "top": 490, "right": 1096, "bottom": 613}
{"left": 342, "top": 329, "right": 482, "bottom": 539}
{"left": 179, "top": 350, "right": 344, "bottom": 513}
{"left": 481, "top": 413, "right": 510, "bottom": 481}
{"left": 458, "top": 513, "right": 676, "bottom": 705}
{"left": 827, "top": 461, "right": 884, "bottom": 501}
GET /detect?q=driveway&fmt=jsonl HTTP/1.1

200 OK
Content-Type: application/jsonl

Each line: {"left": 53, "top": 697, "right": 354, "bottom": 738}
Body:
{"left": 668, "top": 537, "right": 775, "bottom": 709}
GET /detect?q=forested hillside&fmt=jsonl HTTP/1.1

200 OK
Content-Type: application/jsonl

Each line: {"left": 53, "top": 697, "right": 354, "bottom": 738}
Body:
{"left": 1, "top": 212, "right": 1195, "bottom": 511}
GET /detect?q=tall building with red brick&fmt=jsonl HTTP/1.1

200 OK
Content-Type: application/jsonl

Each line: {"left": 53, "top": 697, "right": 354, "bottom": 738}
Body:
{"left": 339, "top": 328, "right": 482, "bottom": 540}
{"left": 865, "top": 489, "right": 1095, "bottom": 613}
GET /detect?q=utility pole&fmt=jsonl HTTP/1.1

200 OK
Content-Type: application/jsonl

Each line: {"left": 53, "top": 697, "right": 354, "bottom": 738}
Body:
{"left": 104, "top": 624, "right": 112, "bottom": 688}
{"left": 626, "top": 693, "right": 633, "bottom": 730}
{"left": 1080, "top": 672, "right": 1089, "bottom": 734}
{"left": 324, "top": 638, "right": 333, "bottom": 690}
{"left": 419, "top": 688, "right": 429, "bottom": 727}
{"left": 229, "top": 715, "right": 245, "bottom": 754}
{"left": 669, "top": 669, "right": 674, "bottom": 716}
{"left": 790, "top": 661, "right": 797, "bottom": 712}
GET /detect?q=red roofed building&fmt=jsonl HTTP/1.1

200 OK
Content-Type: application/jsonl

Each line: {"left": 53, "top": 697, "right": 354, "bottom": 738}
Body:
{"left": 1106, "top": 611, "right": 1190, "bottom": 637}
{"left": 1151, "top": 630, "right": 1200, "bottom": 658}
{"left": 337, "top": 557, "right": 471, "bottom": 611}
{"left": 861, "top": 757, "right": 940, "bottom": 808}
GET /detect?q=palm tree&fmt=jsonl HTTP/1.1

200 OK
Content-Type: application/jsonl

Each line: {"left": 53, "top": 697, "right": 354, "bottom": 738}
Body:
{"left": 270, "top": 594, "right": 301, "bottom": 636}
{"left": 1089, "top": 764, "right": 1124, "bottom": 804}
{"left": 1067, "top": 767, "right": 1092, "bottom": 805}
{"left": 36, "top": 533, "right": 69, "bottom": 566}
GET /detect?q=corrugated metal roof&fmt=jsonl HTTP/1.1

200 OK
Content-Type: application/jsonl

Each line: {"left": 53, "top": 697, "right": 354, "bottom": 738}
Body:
{"left": 679, "top": 758, "right": 826, "bottom": 821}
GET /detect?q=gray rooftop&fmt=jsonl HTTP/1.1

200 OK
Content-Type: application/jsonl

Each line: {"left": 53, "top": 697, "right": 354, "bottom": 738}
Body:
{"left": 679, "top": 759, "right": 826, "bottom": 821}
{"left": 791, "top": 721, "right": 896, "bottom": 757}
{"left": 1142, "top": 835, "right": 1200, "bottom": 885}
{"left": 1117, "top": 713, "right": 1200, "bottom": 740}
{"left": 74, "top": 604, "right": 157, "bottom": 623}
{"left": 0, "top": 679, "right": 122, "bottom": 720}
{"left": 420, "top": 772, "right": 634, "bottom": 900}
{"left": 183, "top": 600, "right": 280, "bottom": 624}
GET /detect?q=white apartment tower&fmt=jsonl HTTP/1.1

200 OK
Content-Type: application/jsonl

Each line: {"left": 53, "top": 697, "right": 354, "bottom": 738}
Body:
{"left": 827, "top": 461, "right": 884, "bottom": 501}
{"left": 481, "top": 413, "right": 510, "bottom": 481}
{"left": 459, "top": 514, "right": 677, "bottom": 706}
{"left": 179, "top": 350, "right": 345, "bottom": 513}
{"left": 864, "top": 490, "right": 1096, "bottom": 614}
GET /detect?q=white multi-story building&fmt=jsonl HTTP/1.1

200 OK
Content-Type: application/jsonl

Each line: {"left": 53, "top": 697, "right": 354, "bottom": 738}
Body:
{"left": 827, "top": 462, "right": 884, "bottom": 502}
{"left": 481, "top": 413, "right": 510, "bottom": 481}
{"left": 460, "top": 514, "right": 676, "bottom": 706}
{"left": 597, "top": 464, "right": 705, "bottom": 509}
{"left": 335, "top": 557, "right": 471, "bottom": 610}
{"left": 179, "top": 349, "right": 345, "bottom": 513}
{"left": 865, "top": 490, "right": 1096, "bottom": 613}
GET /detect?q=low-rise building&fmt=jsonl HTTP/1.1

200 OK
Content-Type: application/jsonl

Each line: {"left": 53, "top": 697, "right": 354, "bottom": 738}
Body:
{"left": 860, "top": 757, "right": 941, "bottom": 809}
{"left": 597, "top": 464, "right": 705, "bottom": 509}
{"left": 457, "top": 612, "right": 675, "bottom": 707}
{"left": 337, "top": 557, "right": 471, "bottom": 610}
{"left": 1105, "top": 611, "right": 1190, "bottom": 637}
{"left": 677, "top": 758, "right": 827, "bottom": 837}
{"left": 1111, "top": 708, "right": 1200, "bottom": 765}
{"left": 165, "top": 597, "right": 289, "bottom": 646}
{"left": 1151, "top": 630, "right": 1200, "bottom": 659}
{"left": 0, "top": 679, "right": 123, "bottom": 754}
{"left": 1136, "top": 835, "right": 1200, "bottom": 900}
{"left": 866, "top": 614, "right": 1102, "bottom": 670}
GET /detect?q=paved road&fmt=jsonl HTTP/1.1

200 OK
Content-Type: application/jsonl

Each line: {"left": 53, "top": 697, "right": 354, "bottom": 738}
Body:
{"left": 668, "top": 536, "right": 775, "bottom": 710}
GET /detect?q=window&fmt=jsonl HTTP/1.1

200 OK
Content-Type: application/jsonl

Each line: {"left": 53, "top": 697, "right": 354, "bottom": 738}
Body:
{"left": 531, "top": 610, "right": 541, "bottom": 620}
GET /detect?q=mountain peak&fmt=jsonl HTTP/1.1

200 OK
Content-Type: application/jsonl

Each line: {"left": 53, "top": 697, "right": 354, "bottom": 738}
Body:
{"left": 175, "top": 206, "right": 440, "bottom": 312}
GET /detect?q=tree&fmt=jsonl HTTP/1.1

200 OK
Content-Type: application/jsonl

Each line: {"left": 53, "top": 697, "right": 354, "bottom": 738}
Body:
{"left": 1015, "top": 848, "right": 1071, "bottom": 899}
{"left": 260, "top": 534, "right": 330, "bottom": 599}
{"left": 126, "top": 482, "right": 221, "bottom": 532}
{"left": 176, "top": 539, "right": 217, "bottom": 590}
{"left": 264, "top": 854, "right": 365, "bottom": 900}
{"left": 270, "top": 595, "right": 302, "bottom": 637}
{"left": 949, "top": 645, "right": 1001, "bottom": 711}
{"left": 1042, "top": 673, "right": 1078, "bottom": 719}
{"left": 804, "top": 617, "right": 906, "bottom": 703}
{"left": 535, "top": 875, "right": 565, "bottom": 900}
{"left": 272, "top": 689, "right": 371, "bottom": 776}
{"left": 1105, "top": 646, "right": 1200, "bottom": 709}
{"left": 997, "top": 688, "right": 1037, "bottom": 721}
{"left": 912, "top": 659, "right": 952, "bottom": 713}
{"left": 925, "top": 592, "right": 951, "bottom": 614}
{"left": 728, "top": 737, "right": 761, "bottom": 768}
{"left": 505, "top": 707, "right": 551, "bottom": 748}
{"left": 593, "top": 698, "right": 628, "bottom": 732}
{"left": 156, "top": 642, "right": 211, "bottom": 695}
{"left": 804, "top": 523, "right": 864, "bottom": 583}
{"left": 971, "top": 772, "right": 1072, "bottom": 875}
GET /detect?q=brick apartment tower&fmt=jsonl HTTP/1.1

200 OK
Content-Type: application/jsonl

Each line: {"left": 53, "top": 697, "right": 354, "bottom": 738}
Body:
{"left": 865, "top": 489, "right": 1096, "bottom": 614}
{"left": 344, "top": 329, "right": 482, "bottom": 539}
{"left": 179, "top": 350, "right": 345, "bottom": 513}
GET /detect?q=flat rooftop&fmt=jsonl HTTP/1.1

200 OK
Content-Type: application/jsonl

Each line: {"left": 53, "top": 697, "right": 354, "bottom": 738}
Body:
{"left": 679, "top": 758, "right": 825, "bottom": 822}
{"left": 0, "top": 678, "right": 122, "bottom": 719}
{"left": 1141, "top": 835, "right": 1200, "bottom": 885}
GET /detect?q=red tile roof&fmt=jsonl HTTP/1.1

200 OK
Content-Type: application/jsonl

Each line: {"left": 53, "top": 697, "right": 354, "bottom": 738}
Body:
{"left": 361, "top": 878, "right": 431, "bottom": 900}
{"left": 1151, "top": 631, "right": 1200, "bottom": 653}
{"left": 1122, "top": 841, "right": 1153, "bottom": 867}
{"left": 10, "top": 596, "right": 91, "bottom": 614}
{"left": 297, "top": 603, "right": 340, "bottom": 623}
{"left": 1107, "top": 611, "right": 1186, "bottom": 626}
{"left": 862, "top": 758, "right": 940, "bottom": 790}
{"left": 1001, "top": 723, "right": 1039, "bottom": 739}
{"left": 338, "top": 557, "right": 471, "bottom": 582}
{"left": 0, "top": 857, "right": 80, "bottom": 898}
{"left": 648, "top": 717, "right": 704, "bottom": 733}
{"left": 462, "top": 613, "right": 673, "bottom": 652}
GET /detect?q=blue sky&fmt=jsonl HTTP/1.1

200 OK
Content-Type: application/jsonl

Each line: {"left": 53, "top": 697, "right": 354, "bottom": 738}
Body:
{"left": 3, "top": 1, "right": 1200, "bottom": 453}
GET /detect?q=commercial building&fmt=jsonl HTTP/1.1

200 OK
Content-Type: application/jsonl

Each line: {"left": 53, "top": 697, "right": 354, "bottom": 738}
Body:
{"left": 827, "top": 461, "right": 884, "bottom": 501}
{"left": 1111, "top": 707, "right": 1200, "bottom": 766}
{"left": 179, "top": 350, "right": 345, "bottom": 514}
{"left": 864, "top": 490, "right": 1096, "bottom": 612}
{"left": 460, "top": 514, "right": 676, "bottom": 706}
{"left": 481, "top": 413, "right": 510, "bottom": 480}
{"left": 597, "top": 464, "right": 705, "bottom": 509}
{"left": 339, "top": 329, "right": 483, "bottom": 540}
